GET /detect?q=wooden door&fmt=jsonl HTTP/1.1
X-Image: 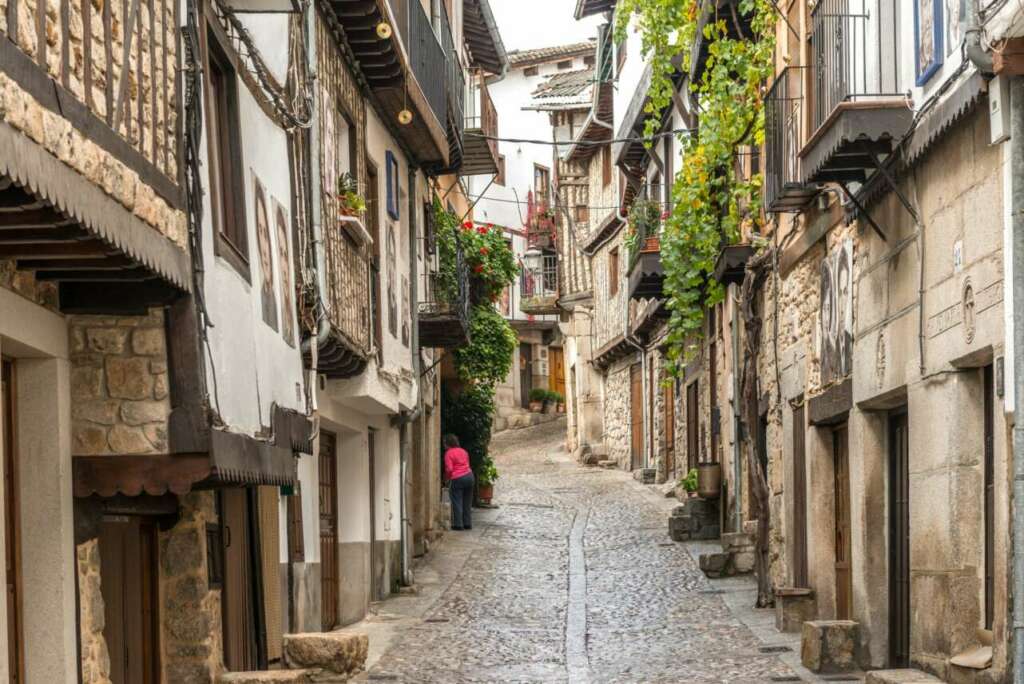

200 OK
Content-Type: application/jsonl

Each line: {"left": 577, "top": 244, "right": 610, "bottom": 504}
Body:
{"left": 629, "top": 364, "right": 643, "bottom": 470}
{"left": 984, "top": 365, "right": 995, "bottom": 630}
{"left": 663, "top": 381, "right": 675, "bottom": 478}
{"left": 519, "top": 343, "right": 532, "bottom": 408}
{"left": 99, "top": 518, "right": 159, "bottom": 684}
{"left": 888, "top": 412, "right": 910, "bottom": 667}
{"left": 549, "top": 348, "right": 566, "bottom": 398}
{"left": 792, "top": 403, "right": 809, "bottom": 588}
{"left": 319, "top": 432, "right": 339, "bottom": 630}
{"left": 221, "top": 488, "right": 260, "bottom": 671}
{"left": 1, "top": 360, "right": 22, "bottom": 684}
{"left": 686, "top": 381, "right": 699, "bottom": 472}
{"left": 833, "top": 426, "right": 853, "bottom": 620}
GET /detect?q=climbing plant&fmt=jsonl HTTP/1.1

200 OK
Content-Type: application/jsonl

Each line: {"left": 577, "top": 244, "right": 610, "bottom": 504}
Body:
{"left": 615, "top": 0, "right": 775, "bottom": 366}
{"left": 453, "top": 304, "right": 517, "bottom": 386}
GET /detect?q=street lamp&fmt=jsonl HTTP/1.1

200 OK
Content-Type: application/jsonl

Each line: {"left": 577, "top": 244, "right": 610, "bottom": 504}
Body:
{"left": 523, "top": 246, "right": 544, "bottom": 274}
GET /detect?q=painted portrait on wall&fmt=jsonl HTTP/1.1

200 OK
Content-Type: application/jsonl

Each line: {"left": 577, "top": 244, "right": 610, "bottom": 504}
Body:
{"left": 401, "top": 275, "right": 410, "bottom": 348}
{"left": 916, "top": 0, "right": 943, "bottom": 85}
{"left": 945, "top": 0, "right": 964, "bottom": 57}
{"left": 819, "top": 239, "right": 854, "bottom": 385}
{"left": 274, "top": 198, "right": 296, "bottom": 347}
{"left": 387, "top": 223, "right": 397, "bottom": 338}
{"left": 252, "top": 172, "right": 278, "bottom": 332}
{"left": 322, "top": 88, "right": 336, "bottom": 198}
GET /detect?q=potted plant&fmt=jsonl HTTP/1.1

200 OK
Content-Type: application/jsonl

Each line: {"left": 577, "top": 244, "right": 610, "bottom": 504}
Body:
{"left": 337, "top": 172, "right": 366, "bottom": 218}
{"left": 528, "top": 388, "right": 548, "bottom": 413}
{"left": 477, "top": 457, "right": 499, "bottom": 504}
{"left": 697, "top": 462, "right": 722, "bottom": 499}
{"left": 627, "top": 198, "right": 664, "bottom": 256}
{"left": 549, "top": 391, "right": 565, "bottom": 413}
{"left": 680, "top": 468, "right": 699, "bottom": 499}
{"left": 543, "top": 390, "right": 559, "bottom": 415}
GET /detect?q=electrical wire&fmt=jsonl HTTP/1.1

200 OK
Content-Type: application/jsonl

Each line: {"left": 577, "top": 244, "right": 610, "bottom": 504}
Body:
{"left": 464, "top": 127, "right": 695, "bottom": 148}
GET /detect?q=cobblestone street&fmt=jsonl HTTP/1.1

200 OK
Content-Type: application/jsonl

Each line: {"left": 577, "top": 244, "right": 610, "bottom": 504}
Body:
{"left": 352, "top": 419, "right": 830, "bottom": 683}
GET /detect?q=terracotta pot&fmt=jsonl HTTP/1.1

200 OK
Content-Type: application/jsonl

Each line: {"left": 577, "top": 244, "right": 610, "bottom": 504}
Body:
{"left": 640, "top": 235, "right": 660, "bottom": 253}
{"left": 529, "top": 401, "right": 544, "bottom": 413}
{"left": 557, "top": 403, "right": 566, "bottom": 413}
{"left": 543, "top": 402, "right": 556, "bottom": 415}
{"left": 478, "top": 484, "right": 494, "bottom": 503}
{"left": 697, "top": 463, "right": 721, "bottom": 499}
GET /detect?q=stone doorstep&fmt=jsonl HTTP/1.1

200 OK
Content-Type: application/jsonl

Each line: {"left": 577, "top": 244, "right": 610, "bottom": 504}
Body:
{"left": 774, "top": 588, "right": 816, "bottom": 634}
{"left": 597, "top": 459, "right": 617, "bottom": 469}
{"left": 720, "top": 531, "right": 754, "bottom": 552}
{"left": 217, "top": 670, "right": 317, "bottom": 684}
{"left": 283, "top": 632, "right": 369, "bottom": 677}
{"left": 801, "top": 620, "right": 859, "bottom": 675}
{"left": 864, "top": 669, "right": 944, "bottom": 684}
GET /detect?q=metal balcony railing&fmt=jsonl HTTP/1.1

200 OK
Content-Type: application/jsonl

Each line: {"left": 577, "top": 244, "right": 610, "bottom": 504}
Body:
{"left": 765, "top": 66, "right": 817, "bottom": 212}
{"left": 389, "top": 0, "right": 451, "bottom": 131}
{"left": 465, "top": 80, "right": 498, "bottom": 160}
{"left": 418, "top": 231, "right": 471, "bottom": 343}
{"left": 810, "top": 0, "right": 901, "bottom": 133}
{"left": 521, "top": 255, "right": 559, "bottom": 299}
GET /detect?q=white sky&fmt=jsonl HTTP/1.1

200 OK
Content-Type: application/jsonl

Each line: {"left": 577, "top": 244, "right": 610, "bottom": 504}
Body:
{"left": 490, "top": 0, "right": 604, "bottom": 52}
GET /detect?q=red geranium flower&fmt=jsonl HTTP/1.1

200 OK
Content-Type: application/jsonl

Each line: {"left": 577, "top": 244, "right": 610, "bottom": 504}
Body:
{"left": 473, "top": 265, "right": 485, "bottom": 274}
{"left": 477, "top": 226, "right": 488, "bottom": 235}
{"left": 462, "top": 220, "right": 473, "bottom": 231}
{"left": 480, "top": 247, "right": 489, "bottom": 255}
{"left": 661, "top": 211, "right": 671, "bottom": 220}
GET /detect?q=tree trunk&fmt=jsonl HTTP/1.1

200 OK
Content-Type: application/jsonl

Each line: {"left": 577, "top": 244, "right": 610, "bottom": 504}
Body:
{"left": 738, "top": 248, "right": 774, "bottom": 608}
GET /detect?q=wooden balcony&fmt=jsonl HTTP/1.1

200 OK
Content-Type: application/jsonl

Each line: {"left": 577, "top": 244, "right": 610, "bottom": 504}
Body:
{"left": 520, "top": 254, "right": 559, "bottom": 316}
{"left": 0, "top": 0, "right": 190, "bottom": 312}
{"left": 800, "top": 0, "right": 912, "bottom": 186}
{"left": 712, "top": 244, "right": 755, "bottom": 287}
{"left": 325, "top": 0, "right": 451, "bottom": 167}
{"left": 627, "top": 235, "right": 664, "bottom": 301}
{"left": 313, "top": 222, "right": 373, "bottom": 378}
{"left": 461, "top": 78, "right": 500, "bottom": 176}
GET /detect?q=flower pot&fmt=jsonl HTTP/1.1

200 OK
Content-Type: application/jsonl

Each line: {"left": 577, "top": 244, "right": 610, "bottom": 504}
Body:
{"left": 556, "top": 403, "right": 566, "bottom": 413}
{"left": 543, "top": 402, "right": 556, "bottom": 415}
{"left": 529, "top": 401, "right": 544, "bottom": 413}
{"left": 697, "top": 463, "right": 721, "bottom": 499}
{"left": 640, "top": 235, "right": 660, "bottom": 253}
{"left": 478, "top": 483, "right": 494, "bottom": 503}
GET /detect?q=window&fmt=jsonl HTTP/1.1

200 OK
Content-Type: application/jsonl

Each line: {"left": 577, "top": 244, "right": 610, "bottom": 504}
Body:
{"left": 496, "top": 155, "right": 506, "bottom": 186}
{"left": 534, "top": 164, "right": 550, "bottom": 205}
{"left": 386, "top": 151, "right": 400, "bottom": 220}
{"left": 556, "top": 59, "right": 573, "bottom": 70}
{"left": 207, "top": 31, "right": 248, "bottom": 276}
{"left": 584, "top": 54, "right": 595, "bottom": 67}
{"left": 523, "top": 66, "right": 538, "bottom": 77}
{"left": 574, "top": 205, "right": 589, "bottom": 225}
{"left": 601, "top": 145, "right": 612, "bottom": 187}
{"left": 608, "top": 247, "right": 619, "bottom": 296}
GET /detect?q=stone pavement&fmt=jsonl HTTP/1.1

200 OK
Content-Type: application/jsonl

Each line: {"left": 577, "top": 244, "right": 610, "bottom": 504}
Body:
{"left": 350, "top": 419, "right": 852, "bottom": 683}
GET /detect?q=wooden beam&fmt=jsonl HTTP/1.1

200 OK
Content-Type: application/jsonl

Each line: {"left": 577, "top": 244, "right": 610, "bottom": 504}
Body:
{"left": 59, "top": 279, "right": 179, "bottom": 314}
{"left": 17, "top": 256, "right": 135, "bottom": 270}
{"left": 0, "top": 209, "right": 73, "bottom": 227}
{"left": 0, "top": 227, "right": 87, "bottom": 243}
{"left": 36, "top": 268, "right": 154, "bottom": 282}
{"left": 0, "top": 241, "right": 114, "bottom": 259}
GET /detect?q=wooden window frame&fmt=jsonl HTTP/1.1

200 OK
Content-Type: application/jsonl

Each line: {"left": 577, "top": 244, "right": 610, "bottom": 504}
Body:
{"left": 534, "top": 164, "right": 551, "bottom": 206}
{"left": 385, "top": 151, "right": 400, "bottom": 220}
{"left": 496, "top": 155, "right": 506, "bottom": 186}
{"left": 601, "top": 145, "right": 612, "bottom": 187}
{"left": 608, "top": 247, "right": 619, "bottom": 297}
{"left": 203, "top": 16, "right": 249, "bottom": 280}
{"left": 523, "top": 66, "right": 538, "bottom": 77}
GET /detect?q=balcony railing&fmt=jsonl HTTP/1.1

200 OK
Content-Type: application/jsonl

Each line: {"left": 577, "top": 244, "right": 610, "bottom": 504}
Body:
{"left": 439, "top": 4, "right": 465, "bottom": 140}
{"left": 324, "top": 225, "right": 373, "bottom": 355}
{"left": 418, "top": 232, "right": 471, "bottom": 347}
{"left": 465, "top": 80, "right": 498, "bottom": 161}
{"left": 765, "top": 67, "right": 817, "bottom": 212}
{"left": 520, "top": 255, "right": 560, "bottom": 315}
{"left": 810, "top": 0, "right": 901, "bottom": 133}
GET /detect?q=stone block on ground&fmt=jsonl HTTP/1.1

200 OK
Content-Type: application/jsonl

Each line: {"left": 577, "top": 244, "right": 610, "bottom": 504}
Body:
{"left": 699, "top": 552, "right": 731, "bottom": 578}
{"left": 284, "top": 632, "right": 368, "bottom": 677}
{"left": 590, "top": 443, "right": 608, "bottom": 458}
{"left": 633, "top": 468, "right": 656, "bottom": 484}
{"left": 721, "top": 532, "right": 754, "bottom": 552}
{"left": 583, "top": 452, "right": 601, "bottom": 466}
{"left": 668, "top": 514, "right": 692, "bottom": 542}
{"left": 865, "top": 670, "right": 944, "bottom": 684}
{"left": 598, "top": 460, "right": 617, "bottom": 469}
{"left": 218, "top": 671, "right": 315, "bottom": 684}
{"left": 731, "top": 549, "right": 756, "bottom": 574}
{"left": 774, "top": 588, "right": 816, "bottom": 633}
{"left": 801, "top": 620, "right": 859, "bottom": 674}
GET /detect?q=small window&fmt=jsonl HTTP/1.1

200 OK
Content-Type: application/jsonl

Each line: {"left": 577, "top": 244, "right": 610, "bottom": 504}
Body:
{"left": 601, "top": 145, "right": 612, "bottom": 187}
{"left": 584, "top": 55, "right": 595, "bottom": 67}
{"left": 574, "top": 205, "right": 589, "bottom": 225}
{"left": 206, "top": 523, "right": 224, "bottom": 588}
{"left": 557, "top": 59, "right": 573, "bottom": 71}
{"left": 534, "top": 164, "right": 551, "bottom": 205}
{"left": 523, "top": 66, "right": 538, "bottom": 77}
{"left": 609, "top": 247, "right": 619, "bottom": 297}
{"left": 207, "top": 31, "right": 248, "bottom": 276}
{"left": 385, "top": 151, "right": 400, "bottom": 220}
{"left": 496, "top": 155, "right": 506, "bottom": 186}
{"left": 287, "top": 485, "right": 305, "bottom": 564}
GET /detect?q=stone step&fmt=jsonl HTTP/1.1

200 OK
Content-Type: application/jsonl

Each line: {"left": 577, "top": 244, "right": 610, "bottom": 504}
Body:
{"left": 699, "top": 552, "right": 731, "bottom": 578}
{"left": 721, "top": 531, "right": 754, "bottom": 552}
{"left": 284, "top": 632, "right": 368, "bottom": 677}
{"left": 865, "top": 670, "right": 944, "bottom": 684}
{"left": 597, "top": 459, "right": 617, "bottom": 469}
{"left": 218, "top": 670, "right": 316, "bottom": 684}
{"left": 801, "top": 620, "right": 859, "bottom": 674}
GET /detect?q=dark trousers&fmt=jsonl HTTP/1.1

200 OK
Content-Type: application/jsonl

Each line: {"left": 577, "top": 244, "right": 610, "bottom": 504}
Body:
{"left": 449, "top": 473, "right": 474, "bottom": 529}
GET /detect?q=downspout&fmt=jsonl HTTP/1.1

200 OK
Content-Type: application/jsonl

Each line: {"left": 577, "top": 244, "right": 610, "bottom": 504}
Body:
{"left": 730, "top": 286, "right": 743, "bottom": 534}
{"left": 965, "top": 0, "right": 994, "bottom": 73}
{"left": 1009, "top": 75, "right": 1024, "bottom": 680}
{"left": 300, "top": 4, "right": 331, "bottom": 357}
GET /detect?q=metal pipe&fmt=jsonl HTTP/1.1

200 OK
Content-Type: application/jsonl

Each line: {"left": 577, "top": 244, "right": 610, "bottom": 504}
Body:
{"left": 730, "top": 286, "right": 743, "bottom": 534}
{"left": 965, "top": 0, "right": 994, "bottom": 73}
{"left": 1009, "top": 75, "right": 1024, "bottom": 681}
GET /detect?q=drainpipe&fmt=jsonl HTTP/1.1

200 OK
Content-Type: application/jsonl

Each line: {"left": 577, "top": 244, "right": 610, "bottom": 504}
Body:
{"left": 300, "top": 3, "right": 331, "bottom": 358}
{"left": 1009, "top": 75, "right": 1024, "bottom": 681}
{"left": 730, "top": 286, "right": 743, "bottom": 534}
{"left": 965, "top": 0, "right": 994, "bottom": 73}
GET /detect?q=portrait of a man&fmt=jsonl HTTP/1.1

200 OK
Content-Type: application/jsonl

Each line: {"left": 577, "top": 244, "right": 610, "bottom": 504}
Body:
{"left": 387, "top": 224, "right": 397, "bottom": 338}
{"left": 253, "top": 172, "right": 278, "bottom": 332}
{"left": 274, "top": 199, "right": 295, "bottom": 347}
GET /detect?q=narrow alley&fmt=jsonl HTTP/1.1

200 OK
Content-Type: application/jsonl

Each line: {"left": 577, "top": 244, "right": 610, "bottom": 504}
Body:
{"left": 353, "top": 420, "right": 817, "bottom": 683}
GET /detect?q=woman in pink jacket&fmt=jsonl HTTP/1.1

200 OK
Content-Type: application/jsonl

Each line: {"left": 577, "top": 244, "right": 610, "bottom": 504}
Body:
{"left": 443, "top": 434, "right": 475, "bottom": 530}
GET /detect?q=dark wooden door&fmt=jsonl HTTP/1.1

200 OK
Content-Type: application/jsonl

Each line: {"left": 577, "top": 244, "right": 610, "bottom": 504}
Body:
{"left": 319, "top": 432, "right": 339, "bottom": 630}
{"left": 984, "top": 365, "right": 995, "bottom": 630}
{"left": 629, "top": 364, "right": 643, "bottom": 470}
{"left": 221, "top": 488, "right": 260, "bottom": 671}
{"left": 663, "top": 382, "right": 675, "bottom": 478}
{"left": 549, "top": 347, "right": 566, "bottom": 398}
{"left": 686, "top": 380, "right": 699, "bottom": 472}
{"left": 519, "top": 343, "right": 532, "bottom": 408}
{"left": 833, "top": 426, "right": 853, "bottom": 620}
{"left": 792, "top": 403, "right": 809, "bottom": 588}
{"left": 1, "top": 360, "right": 22, "bottom": 684}
{"left": 99, "top": 518, "right": 159, "bottom": 684}
{"left": 889, "top": 411, "right": 910, "bottom": 666}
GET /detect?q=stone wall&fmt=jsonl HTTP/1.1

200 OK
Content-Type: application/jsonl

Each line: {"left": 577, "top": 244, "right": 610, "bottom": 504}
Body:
{"left": 77, "top": 539, "right": 112, "bottom": 684}
{"left": 603, "top": 360, "right": 633, "bottom": 468}
{"left": 70, "top": 308, "right": 171, "bottom": 455}
{"left": 592, "top": 230, "right": 627, "bottom": 350}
